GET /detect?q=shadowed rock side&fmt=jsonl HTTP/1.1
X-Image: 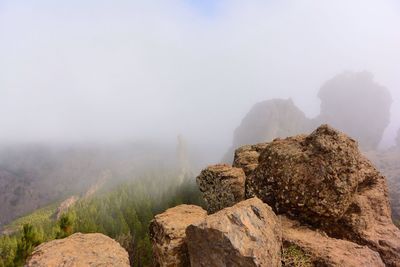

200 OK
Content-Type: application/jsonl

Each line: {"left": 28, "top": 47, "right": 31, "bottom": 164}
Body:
{"left": 186, "top": 198, "right": 282, "bottom": 267}
{"left": 366, "top": 148, "right": 400, "bottom": 221}
{"left": 196, "top": 164, "right": 245, "bottom": 214}
{"left": 150, "top": 205, "right": 207, "bottom": 267}
{"left": 315, "top": 71, "right": 392, "bottom": 150}
{"left": 281, "top": 216, "right": 385, "bottom": 267}
{"left": 26, "top": 233, "right": 130, "bottom": 267}
{"left": 223, "top": 98, "right": 311, "bottom": 163}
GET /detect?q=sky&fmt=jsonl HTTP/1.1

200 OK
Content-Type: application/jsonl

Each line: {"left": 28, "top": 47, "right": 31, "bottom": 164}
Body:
{"left": 0, "top": 0, "right": 399, "bottom": 148}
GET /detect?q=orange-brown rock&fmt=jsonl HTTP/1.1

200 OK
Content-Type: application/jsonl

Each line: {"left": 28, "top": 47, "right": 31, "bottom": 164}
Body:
{"left": 186, "top": 198, "right": 282, "bottom": 267}
{"left": 246, "top": 125, "right": 362, "bottom": 222}
{"left": 196, "top": 164, "right": 245, "bottom": 213}
{"left": 26, "top": 233, "right": 130, "bottom": 267}
{"left": 246, "top": 124, "right": 400, "bottom": 266}
{"left": 233, "top": 143, "right": 268, "bottom": 176}
{"left": 281, "top": 216, "right": 385, "bottom": 267}
{"left": 149, "top": 204, "right": 207, "bottom": 267}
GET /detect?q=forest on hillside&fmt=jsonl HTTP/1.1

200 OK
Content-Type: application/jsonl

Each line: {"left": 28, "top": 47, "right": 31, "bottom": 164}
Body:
{"left": 0, "top": 171, "right": 203, "bottom": 267}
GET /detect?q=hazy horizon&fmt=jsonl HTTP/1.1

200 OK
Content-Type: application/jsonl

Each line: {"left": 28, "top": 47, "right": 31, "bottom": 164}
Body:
{"left": 1, "top": 0, "right": 399, "bottom": 148}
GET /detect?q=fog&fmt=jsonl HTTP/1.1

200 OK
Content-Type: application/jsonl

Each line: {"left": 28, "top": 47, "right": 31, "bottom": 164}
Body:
{"left": 1, "top": 0, "right": 399, "bottom": 150}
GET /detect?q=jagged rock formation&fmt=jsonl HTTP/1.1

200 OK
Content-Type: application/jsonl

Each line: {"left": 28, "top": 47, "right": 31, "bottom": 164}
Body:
{"left": 223, "top": 98, "right": 311, "bottom": 163}
{"left": 196, "top": 164, "right": 245, "bottom": 213}
{"left": 316, "top": 71, "right": 392, "bottom": 150}
{"left": 281, "top": 216, "right": 385, "bottom": 267}
{"left": 186, "top": 198, "right": 282, "bottom": 267}
{"left": 150, "top": 205, "right": 207, "bottom": 267}
{"left": 26, "top": 233, "right": 130, "bottom": 267}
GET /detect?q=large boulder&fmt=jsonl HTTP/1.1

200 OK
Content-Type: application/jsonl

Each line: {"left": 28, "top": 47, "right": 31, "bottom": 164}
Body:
{"left": 246, "top": 125, "right": 362, "bottom": 224}
{"left": 186, "top": 198, "right": 282, "bottom": 267}
{"left": 316, "top": 71, "right": 392, "bottom": 150}
{"left": 281, "top": 216, "right": 384, "bottom": 267}
{"left": 26, "top": 233, "right": 130, "bottom": 267}
{"left": 223, "top": 98, "right": 312, "bottom": 163}
{"left": 149, "top": 204, "right": 207, "bottom": 267}
{"left": 246, "top": 124, "right": 400, "bottom": 266}
{"left": 196, "top": 164, "right": 246, "bottom": 213}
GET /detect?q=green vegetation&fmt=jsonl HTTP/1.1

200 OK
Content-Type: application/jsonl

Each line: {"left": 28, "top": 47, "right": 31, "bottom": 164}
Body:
{"left": 0, "top": 171, "right": 203, "bottom": 266}
{"left": 282, "top": 244, "right": 313, "bottom": 267}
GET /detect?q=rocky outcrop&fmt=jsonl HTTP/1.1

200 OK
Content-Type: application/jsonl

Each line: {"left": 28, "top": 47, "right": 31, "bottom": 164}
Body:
{"left": 246, "top": 125, "right": 364, "bottom": 225}
{"left": 26, "top": 233, "right": 130, "bottom": 267}
{"left": 245, "top": 125, "right": 400, "bottom": 266}
{"left": 196, "top": 164, "right": 245, "bottom": 213}
{"left": 316, "top": 71, "right": 392, "bottom": 150}
{"left": 281, "top": 216, "right": 385, "bottom": 267}
{"left": 149, "top": 205, "right": 207, "bottom": 267}
{"left": 223, "top": 98, "right": 312, "bottom": 163}
{"left": 366, "top": 149, "right": 400, "bottom": 221}
{"left": 186, "top": 198, "right": 282, "bottom": 267}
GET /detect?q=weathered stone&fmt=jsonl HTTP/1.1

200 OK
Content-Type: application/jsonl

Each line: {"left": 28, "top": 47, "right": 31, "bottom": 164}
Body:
{"left": 186, "top": 198, "right": 282, "bottom": 267}
{"left": 327, "top": 166, "right": 400, "bottom": 267}
{"left": 233, "top": 143, "right": 268, "bottom": 176}
{"left": 246, "top": 125, "right": 362, "bottom": 223}
{"left": 149, "top": 204, "right": 207, "bottom": 267}
{"left": 26, "top": 233, "right": 130, "bottom": 267}
{"left": 246, "top": 124, "right": 400, "bottom": 266}
{"left": 196, "top": 164, "right": 246, "bottom": 213}
{"left": 281, "top": 216, "right": 385, "bottom": 267}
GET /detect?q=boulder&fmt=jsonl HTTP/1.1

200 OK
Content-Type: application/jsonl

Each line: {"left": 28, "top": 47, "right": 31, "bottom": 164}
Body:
{"left": 316, "top": 71, "right": 392, "bottom": 150}
{"left": 281, "top": 216, "right": 385, "bottom": 267}
{"left": 149, "top": 204, "right": 207, "bottom": 267}
{"left": 196, "top": 164, "right": 246, "bottom": 213}
{"left": 233, "top": 143, "right": 268, "bottom": 176}
{"left": 26, "top": 233, "right": 130, "bottom": 267}
{"left": 246, "top": 125, "right": 362, "bottom": 223}
{"left": 186, "top": 198, "right": 282, "bottom": 267}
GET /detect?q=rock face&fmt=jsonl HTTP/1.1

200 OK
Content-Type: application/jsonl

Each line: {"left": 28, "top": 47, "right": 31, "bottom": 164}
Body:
{"left": 281, "top": 216, "right": 385, "bottom": 267}
{"left": 246, "top": 125, "right": 362, "bottom": 224}
{"left": 366, "top": 149, "right": 400, "bottom": 221}
{"left": 196, "top": 164, "right": 246, "bottom": 213}
{"left": 246, "top": 125, "right": 400, "bottom": 266}
{"left": 316, "top": 71, "right": 392, "bottom": 150}
{"left": 26, "top": 233, "right": 130, "bottom": 267}
{"left": 223, "top": 98, "right": 311, "bottom": 163}
{"left": 186, "top": 198, "right": 282, "bottom": 267}
{"left": 149, "top": 205, "right": 207, "bottom": 267}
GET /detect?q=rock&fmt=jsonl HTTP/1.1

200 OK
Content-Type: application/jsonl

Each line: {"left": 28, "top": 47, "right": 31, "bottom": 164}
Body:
{"left": 328, "top": 165, "right": 400, "bottom": 267}
{"left": 281, "top": 216, "right": 385, "bottom": 267}
{"left": 186, "top": 198, "right": 282, "bottom": 267}
{"left": 246, "top": 124, "right": 400, "bottom": 265}
{"left": 233, "top": 143, "right": 268, "bottom": 176}
{"left": 316, "top": 71, "right": 392, "bottom": 150}
{"left": 397, "top": 128, "right": 400, "bottom": 148}
{"left": 246, "top": 124, "right": 362, "bottom": 223}
{"left": 196, "top": 164, "right": 246, "bottom": 213}
{"left": 149, "top": 204, "right": 207, "bottom": 267}
{"left": 26, "top": 233, "right": 130, "bottom": 267}
{"left": 223, "top": 98, "right": 312, "bottom": 163}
